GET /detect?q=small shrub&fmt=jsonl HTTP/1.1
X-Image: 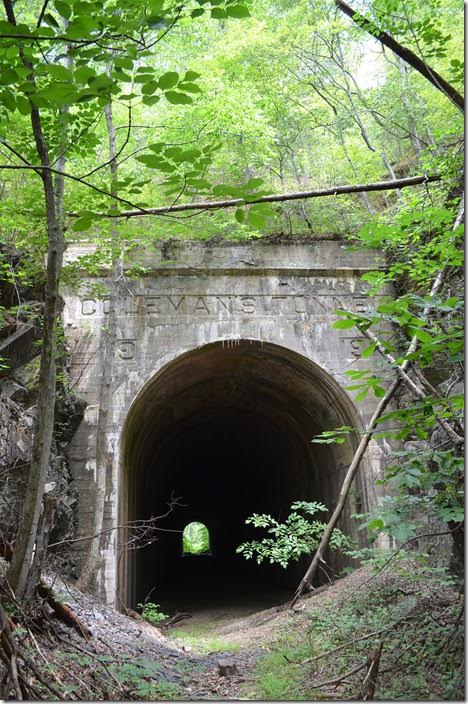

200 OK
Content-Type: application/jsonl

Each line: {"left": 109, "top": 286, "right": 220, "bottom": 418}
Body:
{"left": 138, "top": 601, "right": 168, "bottom": 624}
{"left": 237, "top": 501, "right": 351, "bottom": 568}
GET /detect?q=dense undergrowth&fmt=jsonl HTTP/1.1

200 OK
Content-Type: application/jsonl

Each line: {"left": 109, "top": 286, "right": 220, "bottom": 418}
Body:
{"left": 244, "top": 560, "right": 464, "bottom": 701}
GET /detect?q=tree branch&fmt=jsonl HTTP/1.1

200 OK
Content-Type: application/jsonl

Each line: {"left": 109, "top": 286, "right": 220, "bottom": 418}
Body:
{"left": 73, "top": 174, "right": 440, "bottom": 219}
{"left": 335, "top": 0, "right": 464, "bottom": 113}
{"left": 345, "top": 317, "right": 464, "bottom": 446}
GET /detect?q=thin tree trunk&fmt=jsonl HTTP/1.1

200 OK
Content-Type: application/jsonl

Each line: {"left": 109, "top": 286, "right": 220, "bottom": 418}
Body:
{"left": 292, "top": 195, "right": 464, "bottom": 604}
{"left": 359, "top": 641, "right": 384, "bottom": 700}
{"left": 396, "top": 58, "right": 423, "bottom": 156}
{"left": 4, "top": 0, "right": 65, "bottom": 601}
{"left": 292, "top": 375, "right": 402, "bottom": 604}
{"left": 78, "top": 93, "right": 122, "bottom": 591}
{"left": 22, "top": 496, "right": 54, "bottom": 604}
{"left": 337, "top": 132, "right": 375, "bottom": 213}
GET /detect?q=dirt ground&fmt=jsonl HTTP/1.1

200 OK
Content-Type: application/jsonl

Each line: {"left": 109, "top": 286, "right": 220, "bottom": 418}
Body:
{"left": 32, "top": 562, "right": 463, "bottom": 701}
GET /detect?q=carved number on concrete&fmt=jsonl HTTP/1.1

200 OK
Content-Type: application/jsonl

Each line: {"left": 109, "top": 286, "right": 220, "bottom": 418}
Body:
{"left": 340, "top": 336, "right": 363, "bottom": 358}
{"left": 117, "top": 340, "right": 135, "bottom": 360}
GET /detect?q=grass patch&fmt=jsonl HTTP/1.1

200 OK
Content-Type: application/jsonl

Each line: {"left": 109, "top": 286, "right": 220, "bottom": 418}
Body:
{"left": 253, "top": 640, "right": 312, "bottom": 700}
{"left": 171, "top": 628, "right": 240, "bottom": 654}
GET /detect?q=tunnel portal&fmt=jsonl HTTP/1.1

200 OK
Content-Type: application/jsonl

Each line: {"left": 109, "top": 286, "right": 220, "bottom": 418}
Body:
{"left": 119, "top": 340, "right": 362, "bottom": 612}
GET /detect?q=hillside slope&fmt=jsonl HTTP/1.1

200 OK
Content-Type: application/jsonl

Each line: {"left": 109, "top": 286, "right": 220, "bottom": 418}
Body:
{"left": 0, "top": 559, "right": 463, "bottom": 700}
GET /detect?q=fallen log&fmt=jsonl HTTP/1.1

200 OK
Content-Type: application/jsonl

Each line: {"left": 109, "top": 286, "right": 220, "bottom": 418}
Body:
{"left": 159, "top": 612, "right": 192, "bottom": 628}
{"left": 37, "top": 582, "right": 92, "bottom": 639}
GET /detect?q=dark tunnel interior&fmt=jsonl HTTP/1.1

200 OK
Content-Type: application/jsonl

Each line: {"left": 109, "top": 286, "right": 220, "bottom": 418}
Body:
{"left": 119, "top": 341, "right": 364, "bottom": 613}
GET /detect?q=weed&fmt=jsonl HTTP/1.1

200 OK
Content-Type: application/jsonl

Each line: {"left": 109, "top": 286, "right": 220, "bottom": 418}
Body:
{"left": 148, "top": 678, "right": 181, "bottom": 700}
{"left": 247, "top": 560, "right": 464, "bottom": 701}
{"left": 138, "top": 601, "right": 168, "bottom": 624}
{"left": 254, "top": 641, "right": 311, "bottom": 700}
{"left": 171, "top": 630, "right": 240, "bottom": 654}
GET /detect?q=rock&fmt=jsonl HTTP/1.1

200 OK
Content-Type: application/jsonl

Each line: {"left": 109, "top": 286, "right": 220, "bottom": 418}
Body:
{"left": 217, "top": 659, "right": 238, "bottom": 676}
{"left": 0, "top": 379, "right": 28, "bottom": 403}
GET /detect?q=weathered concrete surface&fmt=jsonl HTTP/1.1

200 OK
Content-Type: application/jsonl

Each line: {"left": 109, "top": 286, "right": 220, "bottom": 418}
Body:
{"left": 62, "top": 238, "right": 393, "bottom": 607}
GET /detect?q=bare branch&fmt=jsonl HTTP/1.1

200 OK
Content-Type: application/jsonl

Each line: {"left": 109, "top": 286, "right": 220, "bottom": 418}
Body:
{"left": 72, "top": 174, "right": 440, "bottom": 219}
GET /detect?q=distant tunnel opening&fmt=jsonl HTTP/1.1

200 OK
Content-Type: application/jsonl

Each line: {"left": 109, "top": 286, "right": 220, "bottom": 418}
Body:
{"left": 119, "top": 340, "right": 365, "bottom": 613}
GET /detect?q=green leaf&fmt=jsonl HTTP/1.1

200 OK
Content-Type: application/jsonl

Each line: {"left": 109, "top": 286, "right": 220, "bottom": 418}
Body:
{"left": 141, "top": 81, "right": 159, "bottom": 95}
{"left": 212, "top": 184, "right": 243, "bottom": 197}
{"left": 178, "top": 82, "right": 202, "bottom": 93}
{"left": 360, "top": 342, "right": 376, "bottom": 358}
{"left": 16, "top": 93, "right": 31, "bottom": 115}
{"left": 142, "top": 94, "right": 160, "bottom": 106}
{"left": 134, "top": 73, "right": 154, "bottom": 83}
{"left": 191, "top": 8, "right": 204, "bottom": 16}
{"left": 74, "top": 66, "right": 97, "bottom": 84}
{"left": 226, "top": 5, "right": 250, "bottom": 18}
{"left": 245, "top": 177, "right": 264, "bottom": 190}
{"left": 248, "top": 210, "right": 265, "bottom": 229}
{"left": 158, "top": 71, "right": 179, "bottom": 90}
{"left": 372, "top": 385, "right": 386, "bottom": 398}
{"left": 332, "top": 318, "right": 356, "bottom": 329}
{"left": 44, "top": 12, "right": 60, "bottom": 28}
{"left": 54, "top": 0, "right": 72, "bottom": 19}
{"left": 211, "top": 7, "right": 228, "bottom": 18}
{"left": 1, "top": 89, "right": 15, "bottom": 112}
{"left": 72, "top": 216, "right": 93, "bottom": 232}
{"left": 38, "top": 83, "right": 76, "bottom": 103}
{"left": 177, "top": 148, "right": 201, "bottom": 162}
{"left": 366, "top": 518, "right": 384, "bottom": 532}
{"left": 148, "top": 0, "right": 165, "bottom": 12}
{"left": 184, "top": 70, "right": 201, "bottom": 81}
{"left": 0, "top": 20, "right": 28, "bottom": 36}
{"left": 407, "top": 326, "right": 433, "bottom": 343}
{"left": 164, "top": 91, "right": 193, "bottom": 104}
{"left": 235, "top": 208, "right": 244, "bottom": 224}
{"left": 43, "top": 64, "right": 73, "bottom": 81}
{"left": 135, "top": 154, "right": 164, "bottom": 168}
{"left": 0, "top": 68, "right": 19, "bottom": 86}
{"left": 114, "top": 57, "right": 134, "bottom": 70}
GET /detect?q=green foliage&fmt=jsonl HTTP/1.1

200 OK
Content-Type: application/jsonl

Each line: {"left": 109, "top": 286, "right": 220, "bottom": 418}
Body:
{"left": 253, "top": 641, "right": 310, "bottom": 700}
{"left": 236, "top": 501, "right": 351, "bottom": 568}
{"left": 107, "top": 657, "right": 180, "bottom": 699}
{"left": 137, "top": 601, "right": 168, "bottom": 624}
{"left": 172, "top": 631, "right": 240, "bottom": 654}
{"left": 353, "top": 449, "right": 464, "bottom": 543}
{"left": 182, "top": 521, "right": 210, "bottom": 555}
{"left": 247, "top": 561, "right": 464, "bottom": 701}
{"left": 324, "top": 194, "right": 464, "bottom": 546}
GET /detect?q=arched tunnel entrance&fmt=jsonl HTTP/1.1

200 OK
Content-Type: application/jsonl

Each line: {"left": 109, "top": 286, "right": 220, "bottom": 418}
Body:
{"left": 119, "top": 340, "right": 365, "bottom": 613}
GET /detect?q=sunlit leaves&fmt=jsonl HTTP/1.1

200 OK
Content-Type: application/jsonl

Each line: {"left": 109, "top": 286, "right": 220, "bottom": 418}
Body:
{"left": 237, "top": 501, "right": 351, "bottom": 568}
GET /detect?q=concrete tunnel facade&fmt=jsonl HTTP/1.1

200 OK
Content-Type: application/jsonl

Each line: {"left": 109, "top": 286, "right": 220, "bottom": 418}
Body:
{"left": 119, "top": 340, "right": 366, "bottom": 610}
{"left": 62, "top": 239, "right": 390, "bottom": 608}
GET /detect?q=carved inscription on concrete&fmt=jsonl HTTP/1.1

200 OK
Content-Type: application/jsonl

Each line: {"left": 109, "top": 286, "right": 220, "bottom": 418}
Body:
{"left": 78, "top": 293, "right": 368, "bottom": 318}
